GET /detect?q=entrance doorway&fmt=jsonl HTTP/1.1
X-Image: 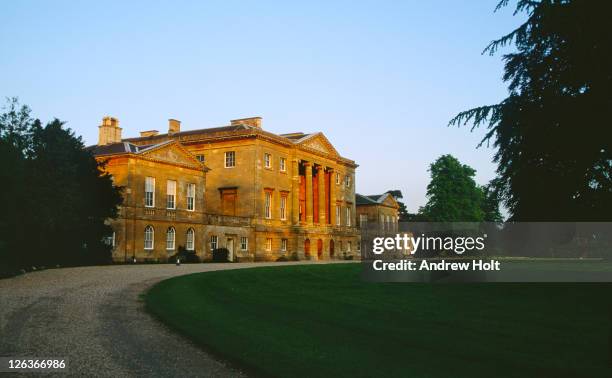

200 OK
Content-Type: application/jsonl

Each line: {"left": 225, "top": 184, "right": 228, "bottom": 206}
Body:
{"left": 304, "top": 239, "right": 311, "bottom": 258}
{"left": 329, "top": 240, "right": 335, "bottom": 258}
{"left": 226, "top": 238, "right": 234, "bottom": 261}
{"left": 317, "top": 239, "right": 323, "bottom": 259}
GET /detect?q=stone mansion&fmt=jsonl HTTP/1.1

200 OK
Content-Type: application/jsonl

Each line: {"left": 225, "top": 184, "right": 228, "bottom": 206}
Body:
{"left": 91, "top": 116, "right": 360, "bottom": 262}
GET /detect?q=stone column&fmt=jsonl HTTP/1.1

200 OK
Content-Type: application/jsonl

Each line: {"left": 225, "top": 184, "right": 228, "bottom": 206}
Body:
{"left": 328, "top": 168, "right": 335, "bottom": 226}
{"left": 317, "top": 165, "right": 326, "bottom": 224}
{"left": 304, "top": 162, "right": 313, "bottom": 225}
{"left": 292, "top": 159, "right": 300, "bottom": 225}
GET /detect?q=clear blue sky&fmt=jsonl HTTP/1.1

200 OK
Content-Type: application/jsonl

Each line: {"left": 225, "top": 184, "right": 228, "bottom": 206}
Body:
{"left": 0, "top": 0, "right": 524, "bottom": 212}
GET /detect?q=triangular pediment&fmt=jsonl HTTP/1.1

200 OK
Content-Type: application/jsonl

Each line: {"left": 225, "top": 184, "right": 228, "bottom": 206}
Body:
{"left": 297, "top": 133, "right": 339, "bottom": 157}
{"left": 139, "top": 141, "right": 205, "bottom": 170}
{"left": 381, "top": 194, "right": 399, "bottom": 209}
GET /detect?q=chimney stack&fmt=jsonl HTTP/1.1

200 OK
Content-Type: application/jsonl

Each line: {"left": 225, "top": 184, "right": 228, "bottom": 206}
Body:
{"left": 168, "top": 119, "right": 181, "bottom": 134}
{"left": 98, "top": 116, "right": 122, "bottom": 145}
{"left": 230, "top": 116, "right": 262, "bottom": 129}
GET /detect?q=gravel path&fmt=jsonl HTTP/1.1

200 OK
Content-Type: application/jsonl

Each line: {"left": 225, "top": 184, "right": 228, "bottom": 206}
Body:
{"left": 0, "top": 262, "right": 333, "bottom": 377}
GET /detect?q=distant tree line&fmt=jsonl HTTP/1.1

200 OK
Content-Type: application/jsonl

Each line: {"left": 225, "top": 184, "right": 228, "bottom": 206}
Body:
{"left": 0, "top": 98, "right": 122, "bottom": 276}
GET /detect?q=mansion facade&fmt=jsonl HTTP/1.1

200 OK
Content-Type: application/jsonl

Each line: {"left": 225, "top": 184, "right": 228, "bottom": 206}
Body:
{"left": 92, "top": 116, "right": 360, "bottom": 262}
{"left": 356, "top": 192, "right": 412, "bottom": 258}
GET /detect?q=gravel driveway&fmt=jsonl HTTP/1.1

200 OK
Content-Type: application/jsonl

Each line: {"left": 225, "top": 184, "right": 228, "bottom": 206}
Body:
{"left": 0, "top": 262, "right": 330, "bottom": 377}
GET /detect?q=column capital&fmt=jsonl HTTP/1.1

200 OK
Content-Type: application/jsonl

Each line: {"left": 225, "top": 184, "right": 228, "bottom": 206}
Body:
{"left": 303, "top": 161, "right": 312, "bottom": 167}
{"left": 327, "top": 167, "right": 334, "bottom": 173}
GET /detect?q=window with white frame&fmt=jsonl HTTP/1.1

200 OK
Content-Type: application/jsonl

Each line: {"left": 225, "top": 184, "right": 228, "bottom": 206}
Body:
{"left": 264, "top": 153, "right": 271, "bottom": 168}
{"left": 196, "top": 154, "right": 205, "bottom": 163}
{"left": 166, "top": 180, "right": 176, "bottom": 209}
{"left": 279, "top": 157, "right": 286, "bottom": 172}
{"left": 103, "top": 232, "right": 115, "bottom": 248}
{"left": 210, "top": 235, "right": 218, "bottom": 250}
{"left": 225, "top": 151, "right": 235, "bottom": 168}
{"left": 145, "top": 177, "right": 155, "bottom": 207}
{"left": 186, "top": 228, "right": 195, "bottom": 251}
{"left": 281, "top": 239, "right": 287, "bottom": 251}
{"left": 280, "top": 195, "right": 287, "bottom": 220}
{"left": 336, "top": 172, "right": 340, "bottom": 184}
{"left": 347, "top": 241, "right": 352, "bottom": 252}
{"left": 264, "top": 191, "right": 272, "bottom": 219}
{"left": 346, "top": 207, "right": 351, "bottom": 226}
{"left": 336, "top": 205, "right": 341, "bottom": 225}
{"left": 381, "top": 215, "right": 385, "bottom": 231}
{"left": 360, "top": 214, "right": 368, "bottom": 228}
{"left": 345, "top": 175, "right": 351, "bottom": 187}
{"left": 266, "top": 238, "right": 272, "bottom": 251}
{"left": 240, "top": 236, "right": 248, "bottom": 251}
{"left": 144, "top": 225, "right": 154, "bottom": 250}
{"left": 187, "top": 183, "right": 195, "bottom": 211}
{"left": 166, "top": 227, "right": 175, "bottom": 250}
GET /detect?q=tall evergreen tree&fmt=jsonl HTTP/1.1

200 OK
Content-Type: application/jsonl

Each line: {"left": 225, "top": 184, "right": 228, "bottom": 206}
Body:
{"left": 0, "top": 99, "right": 122, "bottom": 274}
{"left": 450, "top": 0, "right": 612, "bottom": 221}
{"left": 481, "top": 180, "right": 503, "bottom": 222}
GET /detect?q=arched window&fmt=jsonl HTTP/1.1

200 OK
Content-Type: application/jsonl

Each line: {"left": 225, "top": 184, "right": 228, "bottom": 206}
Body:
{"left": 144, "top": 225, "right": 154, "bottom": 250}
{"left": 166, "top": 227, "right": 175, "bottom": 250}
{"left": 186, "top": 228, "right": 195, "bottom": 251}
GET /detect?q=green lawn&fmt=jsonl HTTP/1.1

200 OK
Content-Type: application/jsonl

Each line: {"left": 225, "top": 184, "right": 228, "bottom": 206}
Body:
{"left": 145, "top": 264, "right": 611, "bottom": 377}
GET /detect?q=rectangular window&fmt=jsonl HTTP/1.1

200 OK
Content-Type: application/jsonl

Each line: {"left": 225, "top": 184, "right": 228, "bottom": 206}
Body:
{"left": 196, "top": 154, "right": 205, "bottom": 163}
{"left": 346, "top": 207, "right": 351, "bottom": 226}
{"left": 347, "top": 241, "right": 352, "bottom": 252}
{"left": 240, "top": 237, "right": 248, "bottom": 251}
{"left": 264, "top": 153, "right": 271, "bottom": 168}
{"left": 187, "top": 183, "right": 195, "bottom": 211}
{"left": 336, "top": 205, "right": 341, "bottom": 226}
{"left": 264, "top": 191, "right": 272, "bottom": 219}
{"left": 280, "top": 195, "right": 287, "bottom": 220}
{"left": 360, "top": 214, "right": 368, "bottom": 228}
{"left": 279, "top": 157, "right": 286, "bottom": 172}
{"left": 225, "top": 151, "right": 235, "bottom": 168}
{"left": 103, "top": 232, "right": 115, "bottom": 248}
{"left": 186, "top": 229, "right": 195, "bottom": 250}
{"left": 336, "top": 172, "right": 340, "bottom": 185}
{"left": 345, "top": 175, "right": 351, "bottom": 187}
{"left": 266, "top": 238, "right": 272, "bottom": 251}
{"left": 145, "top": 177, "right": 155, "bottom": 207}
{"left": 144, "top": 226, "right": 154, "bottom": 250}
{"left": 166, "top": 180, "right": 176, "bottom": 209}
{"left": 210, "top": 235, "right": 218, "bottom": 250}
{"left": 281, "top": 239, "right": 287, "bottom": 251}
{"left": 166, "top": 228, "right": 175, "bottom": 250}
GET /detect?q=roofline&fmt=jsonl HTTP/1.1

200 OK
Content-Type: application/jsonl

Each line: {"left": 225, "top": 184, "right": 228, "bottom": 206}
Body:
{"left": 123, "top": 126, "right": 358, "bottom": 168}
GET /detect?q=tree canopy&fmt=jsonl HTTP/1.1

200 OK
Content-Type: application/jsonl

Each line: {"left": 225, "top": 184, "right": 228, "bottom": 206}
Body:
{"left": 449, "top": 0, "right": 612, "bottom": 221}
{"left": 420, "top": 155, "right": 486, "bottom": 222}
{"left": 0, "top": 98, "right": 122, "bottom": 275}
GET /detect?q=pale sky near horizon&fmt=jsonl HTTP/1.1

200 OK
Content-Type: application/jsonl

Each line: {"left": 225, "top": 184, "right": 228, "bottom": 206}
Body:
{"left": 0, "top": 1, "right": 525, "bottom": 212}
